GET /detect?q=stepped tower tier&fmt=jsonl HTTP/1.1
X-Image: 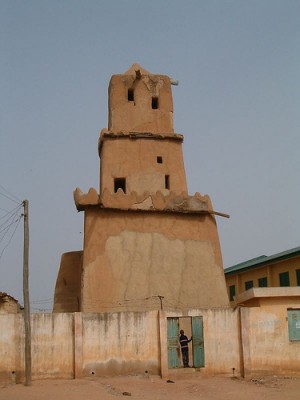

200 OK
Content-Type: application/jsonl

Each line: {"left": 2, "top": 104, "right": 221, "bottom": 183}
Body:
{"left": 99, "top": 64, "right": 188, "bottom": 196}
{"left": 108, "top": 64, "right": 174, "bottom": 134}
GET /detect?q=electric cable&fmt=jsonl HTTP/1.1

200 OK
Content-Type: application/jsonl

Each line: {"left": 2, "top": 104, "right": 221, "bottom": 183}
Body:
{"left": 0, "top": 184, "right": 22, "bottom": 204}
{"left": 0, "top": 215, "right": 22, "bottom": 260}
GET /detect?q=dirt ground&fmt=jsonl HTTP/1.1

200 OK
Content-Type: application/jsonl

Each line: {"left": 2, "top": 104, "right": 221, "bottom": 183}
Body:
{"left": 1, "top": 374, "right": 300, "bottom": 400}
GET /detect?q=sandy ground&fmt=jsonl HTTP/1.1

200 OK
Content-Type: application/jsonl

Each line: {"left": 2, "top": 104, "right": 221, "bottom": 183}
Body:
{"left": 1, "top": 374, "right": 300, "bottom": 400}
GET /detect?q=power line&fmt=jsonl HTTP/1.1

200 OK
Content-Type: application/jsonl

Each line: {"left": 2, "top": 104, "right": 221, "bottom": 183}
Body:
{"left": 0, "top": 218, "right": 21, "bottom": 242}
{"left": 0, "top": 204, "right": 22, "bottom": 222}
{"left": 0, "top": 191, "right": 21, "bottom": 205}
{"left": 0, "top": 215, "right": 22, "bottom": 260}
{"left": 0, "top": 206, "right": 23, "bottom": 261}
{"left": 0, "top": 207, "right": 23, "bottom": 245}
{"left": 30, "top": 298, "right": 53, "bottom": 305}
{"left": 0, "top": 184, "right": 22, "bottom": 204}
{"left": 0, "top": 206, "right": 22, "bottom": 233}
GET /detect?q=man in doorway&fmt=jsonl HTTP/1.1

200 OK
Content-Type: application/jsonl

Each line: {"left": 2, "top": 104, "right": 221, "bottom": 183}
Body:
{"left": 179, "top": 329, "right": 192, "bottom": 368}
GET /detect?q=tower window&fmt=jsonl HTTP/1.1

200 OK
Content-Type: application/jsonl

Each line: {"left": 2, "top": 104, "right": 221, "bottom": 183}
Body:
{"left": 165, "top": 175, "right": 170, "bottom": 190}
{"left": 157, "top": 156, "right": 163, "bottom": 164}
{"left": 114, "top": 178, "right": 126, "bottom": 193}
{"left": 152, "top": 96, "right": 159, "bottom": 109}
{"left": 128, "top": 88, "right": 134, "bottom": 102}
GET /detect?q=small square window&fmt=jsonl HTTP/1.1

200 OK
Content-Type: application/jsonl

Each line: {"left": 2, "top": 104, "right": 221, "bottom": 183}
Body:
{"left": 152, "top": 97, "right": 159, "bottom": 109}
{"left": 165, "top": 175, "right": 170, "bottom": 190}
{"left": 229, "top": 285, "right": 236, "bottom": 301}
{"left": 258, "top": 277, "right": 268, "bottom": 287}
{"left": 128, "top": 88, "right": 134, "bottom": 102}
{"left": 114, "top": 178, "right": 126, "bottom": 193}
{"left": 245, "top": 281, "right": 253, "bottom": 290}
{"left": 279, "top": 271, "right": 290, "bottom": 287}
{"left": 157, "top": 156, "right": 163, "bottom": 164}
{"left": 296, "top": 269, "right": 300, "bottom": 286}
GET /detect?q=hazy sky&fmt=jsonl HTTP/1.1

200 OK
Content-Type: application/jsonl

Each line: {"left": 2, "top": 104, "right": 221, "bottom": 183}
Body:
{"left": 1, "top": 0, "right": 299, "bottom": 311}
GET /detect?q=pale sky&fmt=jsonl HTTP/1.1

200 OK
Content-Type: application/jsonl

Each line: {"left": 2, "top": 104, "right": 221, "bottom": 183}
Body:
{"left": 1, "top": 0, "right": 299, "bottom": 311}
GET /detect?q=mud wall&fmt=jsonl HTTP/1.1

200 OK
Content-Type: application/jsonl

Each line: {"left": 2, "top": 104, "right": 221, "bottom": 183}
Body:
{"left": 0, "top": 313, "right": 74, "bottom": 385}
{"left": 241, "top": 302, "right": 300, "bottom": 376}
{"left": 81, "top": 209, "right": 229, "bottom": 312}
{"left": 1, "top": 307, "right": 299, "bottom": 385}
{"left": 80, "top": 311, "right": 160, "bottom": 376}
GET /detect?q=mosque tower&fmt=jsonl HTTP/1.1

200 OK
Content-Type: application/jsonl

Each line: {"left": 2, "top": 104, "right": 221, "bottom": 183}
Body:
{"left": 53, "top": 64, "right": 229, "bottom": 312}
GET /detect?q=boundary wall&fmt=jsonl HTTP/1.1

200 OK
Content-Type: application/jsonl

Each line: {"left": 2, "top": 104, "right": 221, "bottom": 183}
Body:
{"left": 0, "top": 306, "right": 299, "bottom": 385}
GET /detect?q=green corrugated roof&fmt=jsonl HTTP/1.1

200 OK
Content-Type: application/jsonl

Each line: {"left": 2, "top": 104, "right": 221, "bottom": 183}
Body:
{"left": 224, "top": 246, "right": 300, "bottom": 275}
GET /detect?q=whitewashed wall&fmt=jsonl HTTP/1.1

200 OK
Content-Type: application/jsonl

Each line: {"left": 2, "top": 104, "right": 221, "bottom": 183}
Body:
{"left": 31, "top": 313, "right": 74, "bottom": 379}
{"left": 0, "top": 313, "right": 22, "bottom": 385}
{"left": 241, "top": 304, "right": 300, "bottom": 376}
{"left": 81, "top": 311, "right": 160, "bottom": 376}
{"left": 0, "top": 307, "right": 299, "bottom": 384}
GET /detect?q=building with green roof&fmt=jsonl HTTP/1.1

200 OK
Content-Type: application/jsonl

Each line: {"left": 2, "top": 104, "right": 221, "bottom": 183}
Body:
{"left": 224, "top": 246, "right": 300, "bottom": 303}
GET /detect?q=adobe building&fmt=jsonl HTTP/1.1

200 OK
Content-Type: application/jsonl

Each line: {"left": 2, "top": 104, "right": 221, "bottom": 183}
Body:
{"left": 53, "top": 64, "right": 229, "bottom": 313}
{"left": 0, "top": 292, "right": 21, "bottom": 314}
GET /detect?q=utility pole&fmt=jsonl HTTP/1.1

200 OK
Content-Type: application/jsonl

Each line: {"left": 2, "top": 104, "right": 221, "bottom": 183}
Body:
{"left": 23, "top": 200, "right": 31, "bottom": 386}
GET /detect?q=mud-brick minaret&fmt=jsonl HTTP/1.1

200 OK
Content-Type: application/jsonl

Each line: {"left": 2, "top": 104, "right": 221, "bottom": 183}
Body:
{"left": 99, "top": 64, "right": 187, "bottom": 196}
{"left": 53, "top": 64, "right": 229, "bottom": 313}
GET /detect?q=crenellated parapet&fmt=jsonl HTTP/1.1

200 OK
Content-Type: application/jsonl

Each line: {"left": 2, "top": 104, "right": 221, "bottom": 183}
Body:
{"left": 73, "top": 187, "right": 229, "bottom": 218}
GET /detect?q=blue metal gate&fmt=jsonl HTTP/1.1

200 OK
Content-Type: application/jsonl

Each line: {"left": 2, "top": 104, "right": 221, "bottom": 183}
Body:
{"left": 167, "top": 317, "right": 181, "bottom": 368}
{"left": 192, "top": 316, "right": 205, "bottom": 367}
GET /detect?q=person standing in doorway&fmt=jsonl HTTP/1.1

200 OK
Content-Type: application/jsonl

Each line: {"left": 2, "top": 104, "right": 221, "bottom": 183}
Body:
{"left": 179, "top": 329, "right": 192, "bottom": 368}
